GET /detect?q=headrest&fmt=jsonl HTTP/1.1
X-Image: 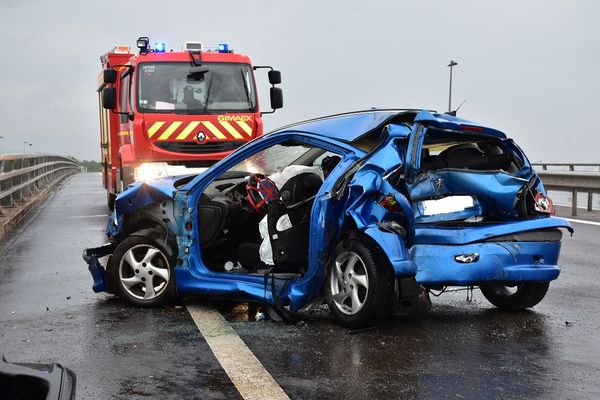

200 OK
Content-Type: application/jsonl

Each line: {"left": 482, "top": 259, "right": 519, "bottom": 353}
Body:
{"left": 280, "top": 172, "right": 323, "bottom": 206}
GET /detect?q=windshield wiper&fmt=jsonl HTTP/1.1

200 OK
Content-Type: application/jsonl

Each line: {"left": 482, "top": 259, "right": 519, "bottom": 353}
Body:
{"left": 240, "top": 69, "right": 252, "bottom": 112}
{"left": 202, "top": 72, "right": 214, "bottom": 114}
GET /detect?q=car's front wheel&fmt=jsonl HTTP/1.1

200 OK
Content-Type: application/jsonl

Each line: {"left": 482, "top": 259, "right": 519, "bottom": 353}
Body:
{"left": 480, "top": 282, "right": 549, "bottom": 310}
{"left": 108, "top": 229, "right": 176, "bottom": 306}
{"left": 325, "top": 239, "right": 393, "bottom": 328}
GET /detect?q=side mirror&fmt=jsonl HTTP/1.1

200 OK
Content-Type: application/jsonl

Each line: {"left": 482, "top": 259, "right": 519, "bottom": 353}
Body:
{"left": 102, "top": 87, "right": 117, "bottom": 109}
{"left": 103, "top": 68, "right": 117, "bottom": 84}
{"left": 268, "top": 70, "right": 282, "bottom": 85}
{"left": 270, "top": 87, "right": 283, "bottom": 110}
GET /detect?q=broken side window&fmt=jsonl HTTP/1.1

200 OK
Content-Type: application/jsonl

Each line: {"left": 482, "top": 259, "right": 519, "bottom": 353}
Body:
{"left": 418, "top": 128, "right": 522, "bottom": 175}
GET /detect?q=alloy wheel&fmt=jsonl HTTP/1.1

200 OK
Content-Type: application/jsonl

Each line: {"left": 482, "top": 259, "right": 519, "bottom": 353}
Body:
{"left": 329, "top": 251, "right": 369, "bottom": 315}
{"left": 118, "top": 244, "right": 170, "bottom": 300}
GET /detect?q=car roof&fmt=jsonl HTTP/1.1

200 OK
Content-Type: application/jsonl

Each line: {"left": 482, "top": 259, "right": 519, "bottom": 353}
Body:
{"left": 268, "top": 109, "right": 507, "bottom": 142}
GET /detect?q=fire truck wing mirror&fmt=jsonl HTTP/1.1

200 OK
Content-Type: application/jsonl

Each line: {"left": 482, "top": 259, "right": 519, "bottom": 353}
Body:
{"left": 268, "top": 70, "right": 282, "bottom": 85}
{"left": 102, "top": 87, "right": 117, "bottom": 110}
{"left": 270, "top": 87, "right": 283, "bottom": 110}
{"left": 103, "top": 68, "right": 117, "bottom": 84}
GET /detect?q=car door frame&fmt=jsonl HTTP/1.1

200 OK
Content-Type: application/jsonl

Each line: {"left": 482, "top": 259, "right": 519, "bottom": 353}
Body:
{"left": 173, "top": 131, "right": 364, "bottom": 310}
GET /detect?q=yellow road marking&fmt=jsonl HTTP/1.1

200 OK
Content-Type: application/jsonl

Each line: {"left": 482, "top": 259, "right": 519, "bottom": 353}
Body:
{"left": 147, "top": 121, "right": 165, "bottom": 138}
{"left": 157, "top": 121, "right": 183, "bottom": 141}
{"left": 201, "top": 121, "right": 227, "bottom": 140}
{"left": 219, "top": 121, "right": 244, "bottom": 140}
{"left": 235, "top": 121, "right": 253, "bottom": 137}
{"left": 176, "top": 121, "right": 201, "bottom": 140}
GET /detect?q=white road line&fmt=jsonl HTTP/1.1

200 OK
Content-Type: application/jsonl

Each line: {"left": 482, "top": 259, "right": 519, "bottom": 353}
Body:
{"left": 563, "top": 217, "right": 600, "bottom": 227}
{"left": 186, "top": 303, "right": 290, "bottom": 400}
{"left": 67, "top": 214, "right": 109, "bottom": 219}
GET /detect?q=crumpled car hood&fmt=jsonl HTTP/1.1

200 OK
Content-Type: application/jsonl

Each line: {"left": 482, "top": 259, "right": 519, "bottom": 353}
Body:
{"left": 114, "top": 176, "right": 183, "bottom": 217}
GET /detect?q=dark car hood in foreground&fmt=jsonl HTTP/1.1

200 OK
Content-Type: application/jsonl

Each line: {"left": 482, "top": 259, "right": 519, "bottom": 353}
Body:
{"left": 0, "top": 357, "right": 76, "bottom": 399}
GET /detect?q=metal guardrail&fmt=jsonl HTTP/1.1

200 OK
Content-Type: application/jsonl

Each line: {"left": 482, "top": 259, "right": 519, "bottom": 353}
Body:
{"left": 534, "top": 163, "right": 600, "bottom": 172}
{"left": 0, "top": 154, "right": 79, "bottom": 216}
{"left": 534, "top": 163, "right": 600, "bottom": 216}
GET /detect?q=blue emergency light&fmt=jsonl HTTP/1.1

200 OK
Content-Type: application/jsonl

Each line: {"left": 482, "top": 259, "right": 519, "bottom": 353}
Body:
{"left": 217, "top": 43, "right": 229, "bottom": 53}
{"left": 154, "top": 42, "right": 166, "bottom": 53}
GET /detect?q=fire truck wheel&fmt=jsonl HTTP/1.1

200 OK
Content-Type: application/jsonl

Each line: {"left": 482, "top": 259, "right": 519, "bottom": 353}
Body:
{"left": 107, "top": 192, "right": 116, "bottom": 211}
{"left": 108, "top": 229, "right": 177, "bottom": 307}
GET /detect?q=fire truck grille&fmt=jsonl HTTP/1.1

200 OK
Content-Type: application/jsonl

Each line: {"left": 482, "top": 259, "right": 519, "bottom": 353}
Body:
{"left": 154, "top": 141, "right": 245, "bottom": 154}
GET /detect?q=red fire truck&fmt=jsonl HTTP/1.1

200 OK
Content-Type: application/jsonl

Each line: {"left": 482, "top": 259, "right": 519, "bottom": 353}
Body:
{"left": 97, "top": 37, "right": 283, "bottom": 209}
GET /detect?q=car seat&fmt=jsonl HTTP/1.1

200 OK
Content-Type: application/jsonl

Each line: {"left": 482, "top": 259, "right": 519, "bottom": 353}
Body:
{"left": 266, "top": 172, "right": 322, "bottom": 270}
{"left": 237, "top": 172, "right": 323, "bottom": 272}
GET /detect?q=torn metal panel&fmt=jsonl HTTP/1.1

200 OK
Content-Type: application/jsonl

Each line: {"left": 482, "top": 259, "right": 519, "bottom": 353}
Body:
{"left": 114, "top": 177, "right": 178, "bottom": 217}
{"left": 413, "top": 217, "right": 573, "bottom": 245}
{"left": 364, "top": 226, "right": 416, "bottom": 277}
{"left": 413, "top": 109, "right": 507, "bottom": 139}
{"left": 408, "top": 170, "right": 530, "bottom": 222}
{"left": 82, "top": 243, "right": 116, "bottom": 293}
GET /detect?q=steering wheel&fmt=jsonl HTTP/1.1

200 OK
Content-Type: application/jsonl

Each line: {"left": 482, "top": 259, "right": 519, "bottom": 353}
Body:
{"left": 246, "top": 174, "right": 280, "bottom": 213}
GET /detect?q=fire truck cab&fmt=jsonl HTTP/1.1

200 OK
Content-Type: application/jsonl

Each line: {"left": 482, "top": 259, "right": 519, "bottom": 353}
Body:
{"left": 97, "top": 37, "right": 283, "bottom": 209}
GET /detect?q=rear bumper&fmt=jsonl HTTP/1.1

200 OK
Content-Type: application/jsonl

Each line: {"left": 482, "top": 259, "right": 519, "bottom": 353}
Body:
{"left": 411, "top": 241, "right": 562, "bottom": 285}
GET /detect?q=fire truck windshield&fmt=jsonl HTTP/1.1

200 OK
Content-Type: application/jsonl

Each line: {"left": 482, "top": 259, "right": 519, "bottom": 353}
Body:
{"left": 137, "top": 62, "right": 257, "bottom": 114}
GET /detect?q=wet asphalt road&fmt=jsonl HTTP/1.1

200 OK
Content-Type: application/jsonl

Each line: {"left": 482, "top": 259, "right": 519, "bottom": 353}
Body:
{"left": 1, "top": 173, "right": 599, "bottom": 399}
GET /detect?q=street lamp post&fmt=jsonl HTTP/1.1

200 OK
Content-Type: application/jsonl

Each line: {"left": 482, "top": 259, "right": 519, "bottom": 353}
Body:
{"left": 447, "top": 60, "right": 458, "bottom": 112}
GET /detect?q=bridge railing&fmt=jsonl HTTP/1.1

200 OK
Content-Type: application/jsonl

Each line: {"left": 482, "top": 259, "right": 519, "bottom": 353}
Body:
{"left": 533, "top": 163, "right": 600, "bottom": 216}
{"left": 0, "top": 154, "right": 80, "bottom": 216}
{"left": 535, "top": 163, "right": 600, "bottom": 172}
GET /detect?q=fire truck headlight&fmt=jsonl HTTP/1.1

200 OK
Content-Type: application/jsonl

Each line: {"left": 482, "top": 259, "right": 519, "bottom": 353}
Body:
{"left": 134, "top": 162, "right": 168, "bottom": 182}
{"left": 217, "top": 43, "right": 229, "bottom": 53}
{"left": 154, "top": 42, "right": 166, "bottom": 53}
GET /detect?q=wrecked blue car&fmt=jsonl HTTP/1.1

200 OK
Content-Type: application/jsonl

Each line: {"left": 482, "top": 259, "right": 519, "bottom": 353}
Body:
{"left": 83, "top": 109, "right": 573, "bottom": 327}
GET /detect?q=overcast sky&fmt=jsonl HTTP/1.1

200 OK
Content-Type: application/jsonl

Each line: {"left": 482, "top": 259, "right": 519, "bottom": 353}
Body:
{"left": 0, "top": 0, "right": 598, "bottom": 162}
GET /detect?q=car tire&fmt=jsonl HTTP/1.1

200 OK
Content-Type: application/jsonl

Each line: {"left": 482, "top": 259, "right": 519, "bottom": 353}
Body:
{"left": 480, "top": 282, "right": 550, "bottom": 310}
{"left": 325, "top": 239, "right": 393, "bottom": 328}
{"left": 107, "top": 228, "right": 177, "bottom": 307}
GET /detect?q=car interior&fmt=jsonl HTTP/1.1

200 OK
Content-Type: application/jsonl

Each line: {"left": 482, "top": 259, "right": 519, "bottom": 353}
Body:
{"left": 196, "top": 143, "right": 342, "bottom": 276}
{"left": 419, "top": 129, "right": 524, "bottom": 174}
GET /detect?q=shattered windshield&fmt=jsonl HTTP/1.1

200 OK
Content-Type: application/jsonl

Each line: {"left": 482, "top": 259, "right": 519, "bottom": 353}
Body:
{"left": 137, "top": 62, "right": 257, "bottom": 114}
{"left": 228, "top": 144, "right": 312, "bottom": 176}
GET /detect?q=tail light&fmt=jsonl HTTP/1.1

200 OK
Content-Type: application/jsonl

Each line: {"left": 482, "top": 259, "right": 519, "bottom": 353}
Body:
{"left": 378, "top": 195, "right": 407, "bottom": 239}
{"left": 379, "top": 194, "right": 401, "bottom": 212}
{"left": 532, "top": 192, "right": 555, "bottom": 214}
